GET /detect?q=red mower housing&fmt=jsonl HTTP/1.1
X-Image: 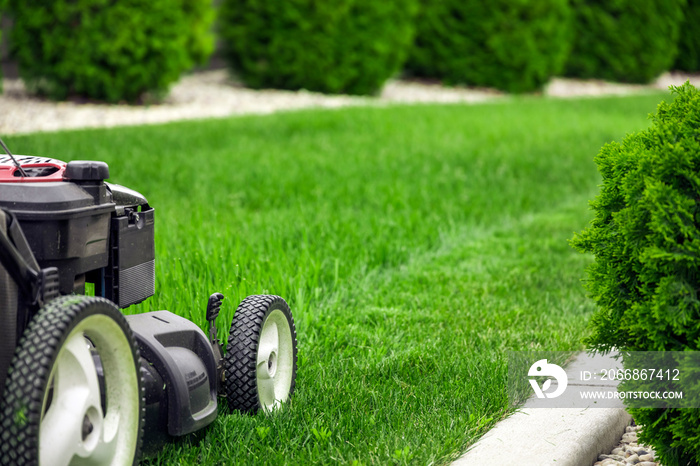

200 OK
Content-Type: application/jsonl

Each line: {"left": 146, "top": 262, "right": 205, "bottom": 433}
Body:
{"left": 0, "top": 155, "right": 67, "bottom": 182}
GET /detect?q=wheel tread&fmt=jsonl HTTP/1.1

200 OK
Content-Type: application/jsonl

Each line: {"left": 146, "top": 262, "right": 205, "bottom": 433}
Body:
{"left": 223, "top": 295, "right": 297, "bottom": 413}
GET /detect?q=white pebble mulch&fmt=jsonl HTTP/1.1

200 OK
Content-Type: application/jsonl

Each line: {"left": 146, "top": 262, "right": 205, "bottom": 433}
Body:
{"left": 1, "top": 69, "right": 699, "bottom": 135}
{"left": 0, "top": 70, "right": 499, "bottom": 135}
{"left": 594, "top": 423, "right": 661, "bottom": 466}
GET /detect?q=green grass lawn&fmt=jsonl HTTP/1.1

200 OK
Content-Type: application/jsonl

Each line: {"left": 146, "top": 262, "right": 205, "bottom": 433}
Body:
{"left": 6, "top": 92, "right": 666, "bottom": 465}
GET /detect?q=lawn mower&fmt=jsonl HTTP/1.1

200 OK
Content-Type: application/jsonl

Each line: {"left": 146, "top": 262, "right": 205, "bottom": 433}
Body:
{"left": 0, "top": 138, "right": 298, "bottom": 465}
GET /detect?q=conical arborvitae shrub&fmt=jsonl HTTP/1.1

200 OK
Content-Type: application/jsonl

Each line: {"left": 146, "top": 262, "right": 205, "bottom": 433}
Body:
{"left": 565, "top": 0, "right": 685, "bottom": 83}
{"left": 218, "top": 0, "right": 418, "bottom": 95}
{"left": 8, "top": 0, "right": 215, "bottom": 103}
{"left": 571, "top": 83, "right": 700, "bottom": 466}
{"left": 404, "top": 0, "right": 573, "bottom": 93}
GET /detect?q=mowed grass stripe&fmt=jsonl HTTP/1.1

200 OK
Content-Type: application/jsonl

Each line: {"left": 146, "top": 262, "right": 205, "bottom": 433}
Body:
{"left": 142, "top": 193, "right": 599, "bottom": 465}
{"left": 5, "top": 93, "right": 664, "bottom": 464}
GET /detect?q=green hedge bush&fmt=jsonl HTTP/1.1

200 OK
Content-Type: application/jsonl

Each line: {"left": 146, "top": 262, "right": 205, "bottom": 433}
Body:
{"left": 404, "top": 0, "right": 572, "bottom": 93}
{"left": 8, "top": 0, "right": 215, "bottom": 103}
{"left": 565, "top": 0, "right": 685, "bottom": 83}
{"left": 674, "top": 0, "right": 700, "bottom": 71}
{"left": 218, "top": 0, "right": 418, "bottom": 95}
{"left": 571, "top": 83, "right": 700, "bottom": 465}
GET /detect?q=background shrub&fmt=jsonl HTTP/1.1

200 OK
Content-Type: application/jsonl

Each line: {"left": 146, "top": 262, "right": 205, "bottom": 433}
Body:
{"left": 674, "top": 0, "right": 700, "bottom": 71}
{"left": 184, "top": 0, "right": 216, "bottom": 67}
{"left": 218, "top": 0, "right": 418, "bottom": 95}
{"left": 8, "top": 0, "right": 215, "bottom": 103}
{"left": 571, "top": 83, "right": 700, "bottom": 465}
{"left": 404, "top": 0, "right": 572, "bottom": 93}
{"left": 565, "top": 0, "right": 685, "bottom": 83}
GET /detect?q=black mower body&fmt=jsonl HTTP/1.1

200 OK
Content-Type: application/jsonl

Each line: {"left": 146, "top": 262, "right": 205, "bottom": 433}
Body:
{"left": 0, "top": 159, "right": 155, "bottom": 305}
{"left": 0, "top": 156, "right": 220, "bottom": 453}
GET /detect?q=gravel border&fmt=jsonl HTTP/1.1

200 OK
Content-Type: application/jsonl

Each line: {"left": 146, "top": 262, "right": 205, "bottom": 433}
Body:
{"left": 0, "top": 70, "right": 499, "bottom": 135}
{"left": 1, "top": 70, "right": 699, "bottom": 135}
{"left": 594, "top": 422, "right": 660, "bottom": 466}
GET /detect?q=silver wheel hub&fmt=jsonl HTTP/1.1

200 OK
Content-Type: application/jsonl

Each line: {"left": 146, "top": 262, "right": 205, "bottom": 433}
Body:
{"left": 256, "top": 309, "right": 294, "bottom": 412}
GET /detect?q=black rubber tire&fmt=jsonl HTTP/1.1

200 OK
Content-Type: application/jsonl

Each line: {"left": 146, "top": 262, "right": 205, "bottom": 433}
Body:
{"left": 223, "top": 295, "right": 297, "bottom": 413}
{"left": 0, "top": 296, "right": 144, "bottom": 466}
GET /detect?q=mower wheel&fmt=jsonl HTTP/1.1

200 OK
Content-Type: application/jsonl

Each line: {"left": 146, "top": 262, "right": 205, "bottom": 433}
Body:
{"left": 224, "top": 295, "right": 297, "bottom": 413}
{"left": 0, "top": 296, "right": 144, "bottom": 466}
